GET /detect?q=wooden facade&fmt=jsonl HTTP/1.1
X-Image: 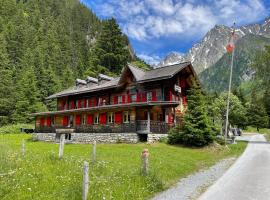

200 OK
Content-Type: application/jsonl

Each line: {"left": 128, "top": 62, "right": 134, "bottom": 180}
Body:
{"left": 33, "top": 62, "right": 198, "bottom": 141}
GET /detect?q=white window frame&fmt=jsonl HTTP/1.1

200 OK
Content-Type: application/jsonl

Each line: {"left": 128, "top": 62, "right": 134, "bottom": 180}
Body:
{"left": 147, "top": 91, "right": 152, "bottom": 101}
{"left": 131, "top": 94, "right": 136, "bottom": 102}
{"left": 123, "top": 111, "right": 130, "bottom": 123}
{"left": 118, "top": 96, "right": 122, "bottom": 104}
{"left": 108, "top": 112, "right": 114, "bottom": 123}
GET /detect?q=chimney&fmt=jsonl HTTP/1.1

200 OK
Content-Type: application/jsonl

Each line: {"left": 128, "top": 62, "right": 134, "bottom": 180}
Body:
{"left": 97, "top": 74, "right": 114, "bottom": 85}
{"left": 86, "top": 76, "right": 98, "bottom": 87}
{"left": 76, "top": 79, "right": 87, "bottom": 89}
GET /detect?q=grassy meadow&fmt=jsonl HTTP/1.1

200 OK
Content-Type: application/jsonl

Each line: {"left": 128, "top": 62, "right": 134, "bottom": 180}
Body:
{"left": 244, "top": 126, "right": 270, "bottom": 141}
{"left": 0, "top": 132, "right": 247, "bottom": 200}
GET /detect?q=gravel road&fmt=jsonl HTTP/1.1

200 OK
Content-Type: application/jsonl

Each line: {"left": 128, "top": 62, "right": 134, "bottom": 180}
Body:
{"left": 199, "top": 134, "right": 270, "bottom": 200}
{"left": 151, "top": 157, "right": 236, "bottom": 200}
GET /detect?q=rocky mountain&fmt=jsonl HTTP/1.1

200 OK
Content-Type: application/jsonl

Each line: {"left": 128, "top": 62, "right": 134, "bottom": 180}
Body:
{"left": 155, "top": 52, "right": 185, "bottom": 68}
{"left": 199, "top": 34, "right": 270, "bottom": 93}
{"left": 157, "top": 17, "right": 270, "bottom": 74}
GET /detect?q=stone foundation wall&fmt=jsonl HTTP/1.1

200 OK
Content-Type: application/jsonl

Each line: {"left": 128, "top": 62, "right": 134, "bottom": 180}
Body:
{"left": 33, "top": 132, "right": 139, "bottom": 143}
{"left": 33, "top": 133, "right": 56, "bottom": 142}
{"left": 147, "top": 134, "right": 168, "bottom": 143}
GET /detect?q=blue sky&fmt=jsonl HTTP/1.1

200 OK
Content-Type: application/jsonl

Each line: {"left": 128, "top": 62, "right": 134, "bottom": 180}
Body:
{"left": 81, "top": 0, "right": 270, "bottom": 64}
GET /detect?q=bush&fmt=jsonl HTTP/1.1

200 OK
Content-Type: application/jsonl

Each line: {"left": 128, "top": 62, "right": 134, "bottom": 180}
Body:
{"left": 0, "top": 124, "right": 34, "bottom": 134}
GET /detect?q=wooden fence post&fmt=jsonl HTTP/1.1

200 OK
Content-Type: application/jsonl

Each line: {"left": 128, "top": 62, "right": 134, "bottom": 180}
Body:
{"left": 21, "top": 140, "right": 25, "bottom": 157}
{"left": 59, "top": 134, "right": 65, "bottom": 159}
{"left": 141, "top": 149, "right": 149, "bottom": 175}
{"left": 82, "top": 161, "right": 89, "bottom": 200}
{"left": 92, "top": 140, "right": 96, "bottom": 163}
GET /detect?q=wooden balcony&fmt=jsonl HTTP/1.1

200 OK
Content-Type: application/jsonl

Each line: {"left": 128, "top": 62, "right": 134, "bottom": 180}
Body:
{"left": 136, "top": 120, "right": 173, "bottom": 134}
{"left": 36, "top": 121, "right": 173, "bottom": 134}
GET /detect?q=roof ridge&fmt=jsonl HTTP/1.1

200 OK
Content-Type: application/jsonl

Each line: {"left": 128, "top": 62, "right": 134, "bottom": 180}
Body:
{"left": 150, "top": 61, "right": 191, "bottom": 71}
{"left": 127, "top": 63, "right": 146, "bottom": 72}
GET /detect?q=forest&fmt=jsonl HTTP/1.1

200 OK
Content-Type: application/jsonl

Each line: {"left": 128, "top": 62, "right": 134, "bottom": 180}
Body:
{"left": 0, "top": 0, "right": 147, "bottom": 125}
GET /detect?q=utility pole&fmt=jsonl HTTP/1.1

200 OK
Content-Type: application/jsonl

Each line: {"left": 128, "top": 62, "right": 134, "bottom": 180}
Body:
{"left": 224, "top": 23, "right": 236, "bottom": 145}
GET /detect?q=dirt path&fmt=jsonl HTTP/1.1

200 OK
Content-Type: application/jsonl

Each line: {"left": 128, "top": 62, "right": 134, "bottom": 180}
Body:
{"left": 199, "top": 134, "right": 270, "bottom": 200}
{"left": 151, "top": 157, "right": 236, "bottom": 200}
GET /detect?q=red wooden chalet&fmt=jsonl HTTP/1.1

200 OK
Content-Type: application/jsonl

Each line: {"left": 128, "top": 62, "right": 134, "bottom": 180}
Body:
{"left": 32, "top": 62, "right": 199, "bottom": 143}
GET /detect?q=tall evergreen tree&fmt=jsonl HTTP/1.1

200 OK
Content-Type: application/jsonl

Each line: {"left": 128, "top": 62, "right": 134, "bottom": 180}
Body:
{"left": 94, "top": 18, "right": 131, "bottom": 73}
{"left": 12, "top": 66, "right": 46, "bottom": 123}
{"left": 0, "top": 34, "right": 14, "bottom": 125}
{"left": 168, "top": 82, "right": 214, "bottom": 146}
{"left": 247, "top": 91, "right": 269, "bottom": 131}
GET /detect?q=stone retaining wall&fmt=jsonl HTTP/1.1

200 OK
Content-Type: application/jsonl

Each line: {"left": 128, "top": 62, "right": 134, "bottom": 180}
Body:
{"left": 33, "top": 132, "right": 139, "bottom": 143}
{"left": 147, "top": 134, "right": 168, "bottom": 143}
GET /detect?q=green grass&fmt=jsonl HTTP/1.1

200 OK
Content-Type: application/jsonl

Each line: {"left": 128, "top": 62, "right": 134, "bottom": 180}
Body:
{"left": 244, "top": 126, "right": 270, "bottom": 141}
{"left": 0, "top": 134, "right": 247, "bottom": 200}
{"left": 0, "top": 124, "right": 34, "bottom": 134}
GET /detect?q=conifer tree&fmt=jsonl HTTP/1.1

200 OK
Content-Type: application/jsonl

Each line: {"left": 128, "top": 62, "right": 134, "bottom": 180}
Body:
{"left": 0, "top": 34, "right": 14, "bottom": 125}
{"left": 12, "top": 66, "right": 46, "bottom": 123}
{"left": 168, "top": 82, "right": 214, "bottom": 146}
{"left": 94, "top": 18, "right": 131, "bottom": 73}
{"left": 247, "top": 91, "right": 269, "bottom": 131}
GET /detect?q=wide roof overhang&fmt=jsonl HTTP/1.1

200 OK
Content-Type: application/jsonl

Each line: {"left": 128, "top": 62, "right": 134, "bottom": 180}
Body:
{"left": 32, "top": 101, "right": 180, "bottom": 116}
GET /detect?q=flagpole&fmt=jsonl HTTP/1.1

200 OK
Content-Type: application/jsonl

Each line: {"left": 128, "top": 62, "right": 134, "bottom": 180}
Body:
{"left": 224, "top": 23, "right": 236, "bottom": 145}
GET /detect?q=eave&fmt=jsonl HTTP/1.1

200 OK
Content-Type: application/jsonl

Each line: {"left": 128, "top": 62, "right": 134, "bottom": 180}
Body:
{"left": 32, "top": 101, "right": 180, "bottom": 116}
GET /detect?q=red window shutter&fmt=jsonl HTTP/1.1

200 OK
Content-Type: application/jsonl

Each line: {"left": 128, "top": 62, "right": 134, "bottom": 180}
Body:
{"left": 82, "top": 99, "right": 86, "bottom": 108}
{"left": 142, "top": 92, "right": 146, "bottom": 102}
{"left": 87, "top": 114, "right": 93, "bottom": 125}
{"left": 93, "top": 98, "right": 97, "bottom": 107}
{"left": 169, "top": 91, "right": 173, "bottom": 101}
{"left": 40, "top": 118, "right": 45, "bottom": 126}
{"left": 75, "top": 115, "right": 81, "bottom": 125}
{"left": 136, "top": 93, "right": 141, "bottom": 102}
{"left": 183, "top": 96, "right": 187, "bottom": 106}
{"left": 63, "top": 116, "right": 68, "bottom": 126}
{"left": 46, "top": 117, "right": 51, "bottom": 127}
{"left": 168, "top": 115, "right": 174, "bottom": 124}
{"left": 100, "top": 113, "right": 107, "bottom": 124}
{"left": 114, "top": 96, "right": 118, "bottom": 104}
{"left": 127, "top": 94, "right": 131, "bottom": 103}
{"left": 122, "top": 95, "right": 126, "bottom": 104}
{"left": 87, "top": 99, "right": 91, "bottom": 107}
{"left": 70, "top": 101, "right": 75, "bottom": 109}
{"left": 115, "top": 112, "right": 122, "bottom": 124}
{"left": 180, "top": 79, "right": 186, "bottom": 88}
{"left": 77, "top": 100, "right": 81, "bottom": 109}
{"left": 152, "top": 90, "right": 157, "bottom": 101}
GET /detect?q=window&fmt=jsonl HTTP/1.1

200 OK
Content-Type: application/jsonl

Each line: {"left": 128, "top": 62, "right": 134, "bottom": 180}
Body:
{"left": 131, "top": 94, "right": 136, "bottom": 102}
{"left": 147, "top": 91, "right": 152, "bottom": 101}
{"left": 123, "top": 111, "right": 130, "bottom": 123}
{"left": 94, "top": 113, "right": 99, "bottom": 124}
{"left": 118, "top": 96, "right": 122, "bottom": 104}
{"left": 82, "top": 115, "right": 86, "bottom": 125}
{"left": 108, "top": 112, "right": 114, "bottom": 123}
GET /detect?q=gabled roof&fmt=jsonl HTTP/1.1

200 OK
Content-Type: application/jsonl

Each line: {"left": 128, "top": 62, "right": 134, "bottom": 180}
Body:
{"left": 138, "top": 62, "right": 191, "bottom": 83}
{"left": 46, "top": 61, "right": 193, "bottom": 99}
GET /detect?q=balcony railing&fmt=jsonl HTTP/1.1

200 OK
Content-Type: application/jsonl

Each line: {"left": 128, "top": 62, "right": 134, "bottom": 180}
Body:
{"left": 75, "top": 123, "right": 136, "bottom": 133}
{"left": 36, "top": 120, "right": 173, "bottom": 134}
{"left": 136, "top": 120, "right": 173, "bottom": 134}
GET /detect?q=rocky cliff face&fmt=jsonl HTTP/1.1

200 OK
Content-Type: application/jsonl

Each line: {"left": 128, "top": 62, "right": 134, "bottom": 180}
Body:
{"left": 156, "top": 17, "right": 270, "bottom": 74}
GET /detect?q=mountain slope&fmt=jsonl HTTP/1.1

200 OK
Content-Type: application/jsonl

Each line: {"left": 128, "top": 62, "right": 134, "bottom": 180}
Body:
{"left": 157, "top": 17, "right": 270, "bottom": 74}
{"left": 0, "top": 0, "right": 140, "bottom": 124}
{"left": 199, "top": 34, "right": 270, "bottom": 93}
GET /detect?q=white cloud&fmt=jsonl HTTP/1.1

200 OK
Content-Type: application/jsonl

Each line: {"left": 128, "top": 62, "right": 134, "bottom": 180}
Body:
{"left": 137, "top": 53, "right": 162, "bottom": 65}
{"left": 90, "top": 0, "right": 268, "bottom": 41}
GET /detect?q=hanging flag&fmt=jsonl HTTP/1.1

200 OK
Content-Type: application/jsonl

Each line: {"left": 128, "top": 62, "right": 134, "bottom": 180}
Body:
{"left": 226, "top": 23, "right": 236, "bottom": 53}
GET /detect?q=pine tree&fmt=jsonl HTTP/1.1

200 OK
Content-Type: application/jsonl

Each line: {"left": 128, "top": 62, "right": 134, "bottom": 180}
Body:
{"left": 0, "top": 34, "right": 14, "bottom": 125}
{"left": 247, "top": 91, "right": 268, "bottom": 131}
{"left": 12, "top": 66, "right": 46, "bottom": 123}
{"left": 94, "top": 18, "right": 131, "bottom": 73}
{"left": 168, "top": 82, "right": 214, "bottom": 146}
